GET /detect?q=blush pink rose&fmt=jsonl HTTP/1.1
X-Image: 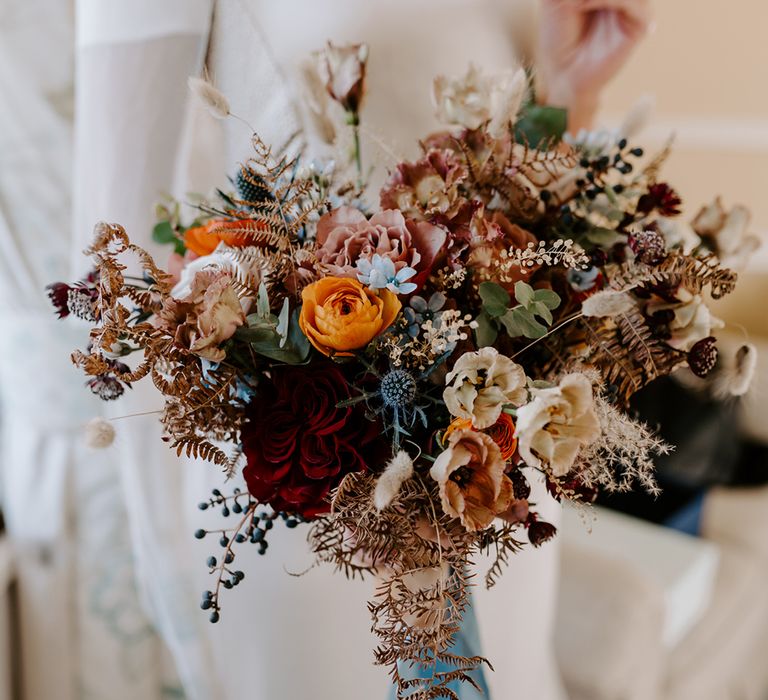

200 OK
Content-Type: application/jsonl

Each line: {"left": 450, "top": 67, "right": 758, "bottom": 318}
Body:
{"left": 315, "top": 206, "right": 447, "bottom": 292}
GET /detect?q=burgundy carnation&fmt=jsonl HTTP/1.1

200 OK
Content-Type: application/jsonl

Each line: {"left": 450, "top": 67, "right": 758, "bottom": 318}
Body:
{"left": 637, "top": 183, "right": 682, "bottom": 217}
{"left": 242, "top": 363, "right": 380, "bottom": 518}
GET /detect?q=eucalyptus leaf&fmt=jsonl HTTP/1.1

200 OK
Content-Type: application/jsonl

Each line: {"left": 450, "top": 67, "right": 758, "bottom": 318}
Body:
{"left": 513, "top": 281, "right": 535, "bottom": 308}
{"left": 475, "top": 312, "right": 499, "bottom": 347}
{"left": 478, "top": 282, "right": 511, "bottom": 318}
{"left": 528, "top": 300, "right": 553, "bottom": 325}
{"left": 152, "top": 220, "right": 185, "bottom": 256}
{"left": 586, "top": 227, "right": 625, "bottom": 247}
{"left": 514, "top": 104, "right": 567, "bottom": 147}
{"left": 532, "top": 288, "right": 561, "bottom": 310}
{"left": 501, "top": 307, "right": 547, "bottom": 339}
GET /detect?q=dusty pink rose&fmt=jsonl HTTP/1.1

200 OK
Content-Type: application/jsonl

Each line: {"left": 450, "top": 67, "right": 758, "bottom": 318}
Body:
{"left": 380, "top": 149, "right": 467, "bottom": 220}
{"left": 315, "top": 206, "right": 446, "bottom": 291}
{"left": 158, "top": 269, "right": 245, "bottom": 362}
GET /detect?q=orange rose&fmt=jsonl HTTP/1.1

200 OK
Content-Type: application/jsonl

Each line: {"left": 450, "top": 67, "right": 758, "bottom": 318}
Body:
{"left": 299, "top": 277, "right": 401, "bottom": 356}
{"left": 445, "top": 413, "right": 518, "bottom": 461}
{"left": 184, "top": 219, "right": 260, "bottom": 257}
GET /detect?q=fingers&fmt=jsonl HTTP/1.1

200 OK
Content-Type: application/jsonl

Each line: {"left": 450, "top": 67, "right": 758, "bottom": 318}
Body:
{"left": 580, "top": 0, "right": 652, "bottom": 30}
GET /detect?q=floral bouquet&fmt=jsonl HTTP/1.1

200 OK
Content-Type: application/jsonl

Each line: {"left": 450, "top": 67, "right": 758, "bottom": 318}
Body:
{"left": 50, "top": 43, "right": 756, "bottom": 699}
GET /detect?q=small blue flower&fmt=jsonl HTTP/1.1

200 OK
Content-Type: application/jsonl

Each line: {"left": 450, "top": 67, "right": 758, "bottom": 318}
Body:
{"left": 356, "top": 254, "right": 418, "bottom": 295}
{"left": 567, "top": 266, "right": 600, "bottom": 291}
{"left": 404, "top": 292, "right": 447, "bottom": 337}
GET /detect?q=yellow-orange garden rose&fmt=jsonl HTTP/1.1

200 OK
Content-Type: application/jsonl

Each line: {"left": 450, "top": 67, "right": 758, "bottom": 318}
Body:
{"left": 299, "top": 277, "right": 401, "bottom": 356}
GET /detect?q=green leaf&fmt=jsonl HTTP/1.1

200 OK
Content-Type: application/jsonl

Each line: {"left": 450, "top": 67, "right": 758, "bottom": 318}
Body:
{"left": 586, "top": 227, "right": 625, "bottom": 247}
{"left": 478, "top": 282, "right": 511, "bottom": 318}
{"left": 152, "top": 220, "right": 185, "bottom": 256}
{"left": 240, "top": 309, "right": 310, "bottom": 365}
{"left": 475, "top": 312, "right": 498, "bottom": 347}
{"left": 276, "top": 298, "right": 290, "bottom": 347}
{"left": 500, "top": 308, "right": 547, "bottom": 339}
{"left": 532, "top": 288, "right": 561, "bottom": 310}
{"left": 256, "top": 282, "right": 270, "bottom": 319}
{"left": 513, "top": 281, "right": 535, "bottom": 308}
{"left": 514, "top": 104, "right": 567, "bottom": 147}
{"left": 529, "top": 300, "right": 553, "bottom": 325}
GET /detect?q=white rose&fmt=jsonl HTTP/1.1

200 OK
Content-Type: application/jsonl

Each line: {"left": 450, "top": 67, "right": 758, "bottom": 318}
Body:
{"left": 432, "top": 63, "right": 527, "bottom": 136}
{"left": 647, "top": 289, "right": 724, "bottom": 352}
{"left": 515, "top": 374, "right": 600, "bottom": 477}
{"left": 443, "top": 347, "right": 527, "bottom": 429}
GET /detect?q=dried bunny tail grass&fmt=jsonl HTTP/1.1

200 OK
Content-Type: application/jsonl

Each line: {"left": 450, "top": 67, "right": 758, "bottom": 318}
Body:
{"left": 188, "top": 76, "right": 230, "bottom": 119}
{"left": 575, "top": 391, "right": 669, "bottom": 494}
{"left": 712, "top": 343, "right": 758, "bottom": 399}
{"left": 581, "top": 289, "right": 637, "bottom": 318}
{"left": 84, "top": 417, "right": 115, "bottom": 448}
{"left": 374, "top": 450, "right": 414, "bottom": 511}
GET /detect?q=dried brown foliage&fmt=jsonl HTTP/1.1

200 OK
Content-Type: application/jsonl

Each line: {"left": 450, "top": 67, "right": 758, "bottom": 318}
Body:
{"left": 309, "top": 469, "right": 524, "bottom": 699}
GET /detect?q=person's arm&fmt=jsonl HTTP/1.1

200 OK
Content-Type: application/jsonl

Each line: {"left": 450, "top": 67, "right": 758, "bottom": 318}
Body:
{"left": 535, "top": 0, "right": 652, "bottom": 132}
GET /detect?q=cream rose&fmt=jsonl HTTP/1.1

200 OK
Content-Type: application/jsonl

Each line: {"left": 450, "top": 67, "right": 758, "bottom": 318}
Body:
{"left": 443, "top": 347, "right": 528, "bottom": 429}
{"left": 647, "top": 289, "right": 724, "bottom": 352}
{"left": 515, "top": 374, "right": 600, "bottom": 477}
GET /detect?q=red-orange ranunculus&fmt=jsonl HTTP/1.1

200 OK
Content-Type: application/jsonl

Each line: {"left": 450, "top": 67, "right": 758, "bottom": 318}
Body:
{"left": 183, "top": 219, "right": 260, "bottom": 257}
{"left": 299, "top": 277, "right": 401, "bottom": 356}
{"left": 445, "top": 413, "right": 518, "bottom": 461}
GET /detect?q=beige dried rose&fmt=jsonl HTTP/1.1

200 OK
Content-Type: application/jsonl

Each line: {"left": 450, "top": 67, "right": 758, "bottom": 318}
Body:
{"left": 515, "top": 374, "right": 600, "bottom": 477}
{"left": 158, "top": 269, "right": 245, "bottom": 363}
{"left": 430, "top": 429, "right": 513, "bottom": 531}
{"left": 691, "top": 197, "right": 759, "bottom": 271}
{"left": 443, "top": 347, "right": 528, "bottom": 429}
{"left": 315, "top": 41, "right": 369, "bottom": 114}
{"left": 432, "top": 63, "right": 527, "bottom": 137}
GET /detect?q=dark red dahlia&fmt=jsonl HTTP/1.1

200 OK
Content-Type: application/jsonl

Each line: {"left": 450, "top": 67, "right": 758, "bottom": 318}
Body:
{"left": 637, "top": 183, "right": 682, "bottom": 217}
{"left": 241, "top": 363, "right": 380, "bottom": 518}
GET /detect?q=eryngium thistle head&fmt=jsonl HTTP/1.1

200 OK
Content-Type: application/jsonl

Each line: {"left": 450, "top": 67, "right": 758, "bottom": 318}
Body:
{"left": 379, "top": 369, "right": 417, "bottom": 408}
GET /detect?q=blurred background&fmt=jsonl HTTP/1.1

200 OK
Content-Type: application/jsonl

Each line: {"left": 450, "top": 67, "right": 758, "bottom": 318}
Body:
{"left": 0, "top": 1, "right": 766, "bottom": 699}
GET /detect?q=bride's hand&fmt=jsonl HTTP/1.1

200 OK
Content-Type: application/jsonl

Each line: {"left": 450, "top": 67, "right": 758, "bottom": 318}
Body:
{"left": 536, "top": 0, "right": 652, "bottom": 132}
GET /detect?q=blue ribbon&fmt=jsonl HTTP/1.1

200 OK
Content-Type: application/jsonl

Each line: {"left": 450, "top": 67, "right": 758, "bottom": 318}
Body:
{"left": 388, "top": 589, "right": 490, "bottom": 700}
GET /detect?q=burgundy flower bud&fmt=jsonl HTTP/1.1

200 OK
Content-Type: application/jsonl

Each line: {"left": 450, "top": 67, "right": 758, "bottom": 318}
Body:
{"left": 688, "top": 336, "right": 719, "bottom": 378}
{"left": 527, "top": 516, "right": 557, "bottom": 547}
{"left": 629, "top": 230, "right": 668, "bottom": 266}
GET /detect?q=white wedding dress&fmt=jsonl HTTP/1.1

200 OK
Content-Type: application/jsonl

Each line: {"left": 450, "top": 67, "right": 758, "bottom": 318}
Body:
{"left": 0, "top": 2, "right": 180, "bottom": 699}
{"left": 73, "top": 1, "right": 566, "bottom": 698}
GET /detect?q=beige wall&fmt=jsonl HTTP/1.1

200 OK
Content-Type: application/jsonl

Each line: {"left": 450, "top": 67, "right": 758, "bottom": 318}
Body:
{"left": 598, "top": 0, "right": 768, "bottom": 243}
